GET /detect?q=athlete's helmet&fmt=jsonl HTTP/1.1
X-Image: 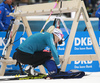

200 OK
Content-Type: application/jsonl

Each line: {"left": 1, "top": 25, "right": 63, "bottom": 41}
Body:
{"left": 53, "top": 28, "right": 64, "bottom": 40}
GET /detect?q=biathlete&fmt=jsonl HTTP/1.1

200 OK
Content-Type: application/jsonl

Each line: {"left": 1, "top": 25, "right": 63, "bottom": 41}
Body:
{"left": 13, "top": 26, "right": 64, "bottom": 75}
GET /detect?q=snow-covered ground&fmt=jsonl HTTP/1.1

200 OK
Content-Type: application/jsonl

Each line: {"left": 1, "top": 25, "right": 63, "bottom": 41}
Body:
{"left": 0, "top": 72, "right": 100, "bottom": 83}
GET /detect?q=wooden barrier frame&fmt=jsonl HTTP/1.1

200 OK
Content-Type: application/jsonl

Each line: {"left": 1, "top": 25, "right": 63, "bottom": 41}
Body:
{"left": 60, "top": 1, "right": 100, "bottom": 71}
{"left": 0, "top": 0, "right": 100, "bottom": 76}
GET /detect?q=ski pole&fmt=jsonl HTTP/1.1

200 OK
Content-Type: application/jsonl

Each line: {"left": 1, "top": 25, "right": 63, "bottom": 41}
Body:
{"left": 40, "top": 0, "right": 59, "bottom": 33}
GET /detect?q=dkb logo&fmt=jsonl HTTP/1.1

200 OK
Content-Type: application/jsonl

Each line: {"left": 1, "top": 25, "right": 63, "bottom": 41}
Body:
{"left": 74, "top": 37, "right": 92, "bottom": 46}
{"left": 0, "top": 37, "right": 5, "bottom": 50}
{"left": 75, "top": 61, "right": 93, "bottom": 64}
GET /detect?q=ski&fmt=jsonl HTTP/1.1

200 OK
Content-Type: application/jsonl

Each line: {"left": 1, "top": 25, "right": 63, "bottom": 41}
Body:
{"left": 0, "top": 70, "right": 85, "bottom": 81}
{"left": 0, "top": 74, "right": 47, "bottom": 81}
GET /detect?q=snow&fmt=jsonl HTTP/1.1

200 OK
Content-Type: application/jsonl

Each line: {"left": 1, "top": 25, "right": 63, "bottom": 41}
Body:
{"left": 0, "top": 72, "right": 100, "bottom": 83}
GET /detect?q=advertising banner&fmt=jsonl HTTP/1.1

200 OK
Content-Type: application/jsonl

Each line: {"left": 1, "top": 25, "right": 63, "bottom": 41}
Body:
{"left": 0, "top": 31, "right": 100, "bottom": 72}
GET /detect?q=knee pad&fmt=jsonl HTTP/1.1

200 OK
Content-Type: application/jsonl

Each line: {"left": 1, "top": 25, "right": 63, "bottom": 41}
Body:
{"left": 44, "top": 60, "right": 58, "bottom": 74}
